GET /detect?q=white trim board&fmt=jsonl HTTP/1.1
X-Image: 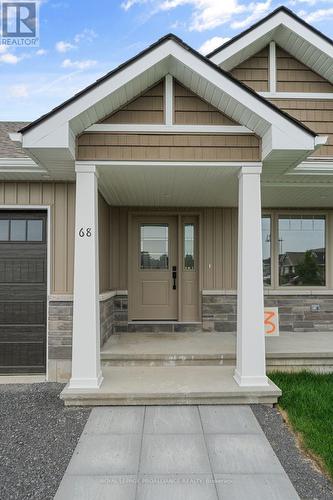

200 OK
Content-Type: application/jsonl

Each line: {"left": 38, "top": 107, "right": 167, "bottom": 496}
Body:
{"left": 84, "top": 124, "right": 253, "bottom": 134}
{"left": 269, "top": 41, "right": 276, "bottom": 93}
{"left": 165, "top": 74, "right": 173, "bottom": 126}
{"left": 259, "top": 92, "right": 333, "bottom": 99}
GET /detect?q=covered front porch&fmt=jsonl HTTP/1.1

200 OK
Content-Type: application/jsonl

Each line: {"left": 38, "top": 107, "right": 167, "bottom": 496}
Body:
{"left": 59, "top": 158, "right": 275, "bottom": 404}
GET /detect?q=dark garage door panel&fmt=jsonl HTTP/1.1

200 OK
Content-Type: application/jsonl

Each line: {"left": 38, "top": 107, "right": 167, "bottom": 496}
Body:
{"left": 0, "top": 212, "right": 47, "bottom": 374}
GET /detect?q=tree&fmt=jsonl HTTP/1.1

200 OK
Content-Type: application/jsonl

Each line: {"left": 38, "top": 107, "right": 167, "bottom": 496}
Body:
{"left": 295, "top": 250, "right": 322, "bottom": 285}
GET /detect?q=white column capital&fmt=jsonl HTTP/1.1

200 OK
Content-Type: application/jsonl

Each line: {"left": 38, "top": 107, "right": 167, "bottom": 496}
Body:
{"left": 238, "top": 164, "right": 262, "bottom": 177}
{"left": 75, "top": 162, "right": 99, "bottom": 176}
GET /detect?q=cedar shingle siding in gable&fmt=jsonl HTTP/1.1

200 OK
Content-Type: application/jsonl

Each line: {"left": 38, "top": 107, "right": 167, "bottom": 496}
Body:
{"left": 77, "top": 133, "right": 260, "bottom": 161}
{"left": 269, "top": 99, "right": 333, "bottom": 156}
{"left": 173, "top": 81, "right": 238, "bottom": 125}
{"left": 276, "top": 46, "right": 333, "bottom": 93}
{"left": 229, "top": 47, "right": 269, "bottom": 92}
{"left": 102, "top": 81, "right": 164, "bottom": 124}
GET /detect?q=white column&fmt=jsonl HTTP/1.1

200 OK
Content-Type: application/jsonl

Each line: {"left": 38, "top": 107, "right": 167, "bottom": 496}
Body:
{"left": 69, "top": 164, "right": 103, "bottom": 389}
{"left": 234, "top": 165, "right": 268, "bottom": 387}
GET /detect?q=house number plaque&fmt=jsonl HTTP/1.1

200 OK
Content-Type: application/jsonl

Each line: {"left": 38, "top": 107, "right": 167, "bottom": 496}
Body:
{"left": 78, "top": 227, "right": 92, "bottom": 237}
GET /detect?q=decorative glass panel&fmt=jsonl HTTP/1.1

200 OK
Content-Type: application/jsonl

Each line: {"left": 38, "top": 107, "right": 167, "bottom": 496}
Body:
{"left": 278, "top": 216, "right": 325, "bottom": 286}
{"left": 10, "top": 220, "right": 26, "bottom": 241}
{"left": 27, "top": 220, "right": 43, "bottom": 241}
{"left": 262, "top": 216, "right": 271, "bottom": 286}
{"left": 0, "top": 220, "right": 9, "bottom": 241}
{"left": 140, "top": 224, "right": 168, "bottom": 269}
{"left": 184, "top": 223, "right": 195, "bottom": 270}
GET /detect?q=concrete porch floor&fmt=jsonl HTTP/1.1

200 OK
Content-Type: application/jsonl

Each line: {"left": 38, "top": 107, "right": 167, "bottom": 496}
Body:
{"left": 101, "top": 330, "right": 333, "bottom": 371}
{"left": 60, "top": 331, "right": 333, "bottom": 406}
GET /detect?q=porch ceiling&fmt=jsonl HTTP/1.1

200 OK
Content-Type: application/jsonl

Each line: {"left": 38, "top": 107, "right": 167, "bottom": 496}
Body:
{"left": 96, "top": 161, "right": 333, "bottom": 208}
{"left": 97, "top": 162, "right": 240, "bottom": 207}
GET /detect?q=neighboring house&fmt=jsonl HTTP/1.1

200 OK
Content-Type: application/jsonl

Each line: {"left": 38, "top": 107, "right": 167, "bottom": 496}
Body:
{"left": 1, "top": 6, "right": 333, "bottom": 401}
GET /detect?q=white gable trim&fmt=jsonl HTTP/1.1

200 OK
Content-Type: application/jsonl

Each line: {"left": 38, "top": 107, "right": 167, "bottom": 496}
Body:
{"left": 209, "top": 9, "right": 333, "bottom": 81}
{"left": 16, "top": 35, "right": 318, "bottom": 175}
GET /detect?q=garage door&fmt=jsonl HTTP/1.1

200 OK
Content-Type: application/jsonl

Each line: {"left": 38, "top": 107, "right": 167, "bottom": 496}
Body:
{"left": 0, "top": 211, "right": 47, "bottom": 374}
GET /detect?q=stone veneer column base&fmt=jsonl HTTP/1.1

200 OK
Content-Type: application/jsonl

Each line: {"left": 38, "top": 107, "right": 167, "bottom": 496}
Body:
{"left": 47, "top": 293, "right": 122, "bottom": 382}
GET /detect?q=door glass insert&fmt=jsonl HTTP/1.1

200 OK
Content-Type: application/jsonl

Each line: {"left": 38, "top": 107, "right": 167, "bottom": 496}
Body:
{"left": 184, "top": 223, "right": 195, "bottom": 270}
{"left": 10, "top": 220, "right": 26, "bottom": 241}
{"left": 0, "top": 220, "right": 9, "bottom": 241}
{"left": 27, "top": 220, "right": 43, "bottom": 241}
{"left": 140, "top": 224, "right": 169, "bottom": 269}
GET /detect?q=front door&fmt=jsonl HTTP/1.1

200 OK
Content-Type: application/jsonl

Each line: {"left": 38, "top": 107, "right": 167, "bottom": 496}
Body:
{"left": 130, "top": 216, "right": 178, "bottom": 320}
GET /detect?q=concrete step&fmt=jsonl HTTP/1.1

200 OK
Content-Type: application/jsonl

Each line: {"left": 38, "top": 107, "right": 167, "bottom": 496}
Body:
{"left": 60, "top": 365, "right": 281, "bottom": 406}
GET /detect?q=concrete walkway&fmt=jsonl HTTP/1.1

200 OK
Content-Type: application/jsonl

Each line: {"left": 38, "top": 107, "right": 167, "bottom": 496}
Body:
{"left": 54, "top": 405, "right": 299, "bottom": 500}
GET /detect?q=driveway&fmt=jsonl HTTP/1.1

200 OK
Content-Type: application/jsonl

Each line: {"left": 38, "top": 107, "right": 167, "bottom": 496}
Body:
{"left": 55, "top": 405, "right": 298, "bottom": 500}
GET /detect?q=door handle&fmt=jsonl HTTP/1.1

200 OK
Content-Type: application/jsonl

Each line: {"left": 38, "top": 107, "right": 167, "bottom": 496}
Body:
{"left": 172, "top": 266, "right": 177, "bottom": 290}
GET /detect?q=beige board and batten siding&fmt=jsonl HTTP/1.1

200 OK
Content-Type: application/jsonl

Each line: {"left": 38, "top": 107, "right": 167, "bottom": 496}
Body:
{"left": 229, "top": 47, "right": 269, "bottom": 92}
{"left": 276, "top": 46, "right": 333, "bottom": 93}
{"left": 101, "top": 81, "right": 164, "bottom": 124}
{"left": 110, "top": 207, "right": 238, "bottom": 291}
{"left": 99, "top": 192, "right": 111, "bottom": 293}
{"left": 0, "top": 182, "right": 110, "bottom": 294}
{"left": 77, "top": 133, "right": 261, "bottom": 162}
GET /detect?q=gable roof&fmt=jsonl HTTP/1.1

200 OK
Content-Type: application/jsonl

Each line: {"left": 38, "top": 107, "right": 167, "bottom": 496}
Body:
{"left": 19, "top": 32, "right": 315, "bottom": 138}
{"left": 207, "top": 6, "right": 333, "bottom": 58}
{"left": 208, "top": 6, "right": 333, "bottom": 84}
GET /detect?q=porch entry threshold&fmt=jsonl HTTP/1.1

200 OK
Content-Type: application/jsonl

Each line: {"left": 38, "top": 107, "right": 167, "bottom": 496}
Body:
{"left": 60, "top": 366, "right": 281, "bottom": 406}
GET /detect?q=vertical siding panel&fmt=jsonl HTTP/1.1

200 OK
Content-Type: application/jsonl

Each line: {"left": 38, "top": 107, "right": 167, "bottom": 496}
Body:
{"left": 204, "top": 208, "right": 214, "bottom": 289}
{"left": 222, "top": 208, "right": 231, "bottom": 289}
{"left": 119, "top": 208, "right": 128, "bottom": 289}
{"left": 17, "top": 182, "right": 30, "bottom": 204}
{"left": 0, "top": 183, "right": 4, "bottom": 203}
{"left": 98, "top": 193, "right": 110, "bottom": 293}
{"left": 67, "top": 184, "right": 75, "bottom": 293}
{"left": 29, "top": 183, "right": 42, "bottom": 204}
{"left": 4, "top": 183, "right": 17, "bottom": 204}
{"left": 215, "top": 208, "right": 223, "bottom": 289}
{"left": 42, "top": 184, "right": 55, "bottom": 294}
{"left": 111, "top": 207, "right": 120, "bottom": 289}
{"left": 231, "top": 208, "right": 238, "bottom": 289}
{"left": 53, "top": 183, "right": 68, "bottom": 293}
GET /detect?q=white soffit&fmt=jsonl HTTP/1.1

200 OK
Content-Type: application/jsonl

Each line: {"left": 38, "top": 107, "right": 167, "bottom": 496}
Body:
{"left": 209, "top": 9, "right": 333, "bottom": 84}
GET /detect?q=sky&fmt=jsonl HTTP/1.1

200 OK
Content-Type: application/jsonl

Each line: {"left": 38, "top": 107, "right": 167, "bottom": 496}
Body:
{"left": 1, "top": 0, "right": 333, "bottom": 121}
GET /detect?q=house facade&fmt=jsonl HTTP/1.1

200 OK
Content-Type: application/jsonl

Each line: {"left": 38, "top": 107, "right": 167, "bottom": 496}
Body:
{"left": 1, "top": 7, "right": 333, "bottom": 399}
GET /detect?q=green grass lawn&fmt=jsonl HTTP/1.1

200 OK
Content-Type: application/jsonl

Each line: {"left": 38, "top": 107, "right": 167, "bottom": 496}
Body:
{"left": 269, "top": 371, "right": 333, "bottom": 480}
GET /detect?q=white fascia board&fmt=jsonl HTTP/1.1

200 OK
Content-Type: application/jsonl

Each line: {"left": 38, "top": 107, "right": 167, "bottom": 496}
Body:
{"left": 209, "top": 12, "right": 284, "bottom": 66}
{"left": 210, "top": 11, "right": 333, "bottom": 69}
{"left": 21, "top": 37, "right": 315, "bottom": 156}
